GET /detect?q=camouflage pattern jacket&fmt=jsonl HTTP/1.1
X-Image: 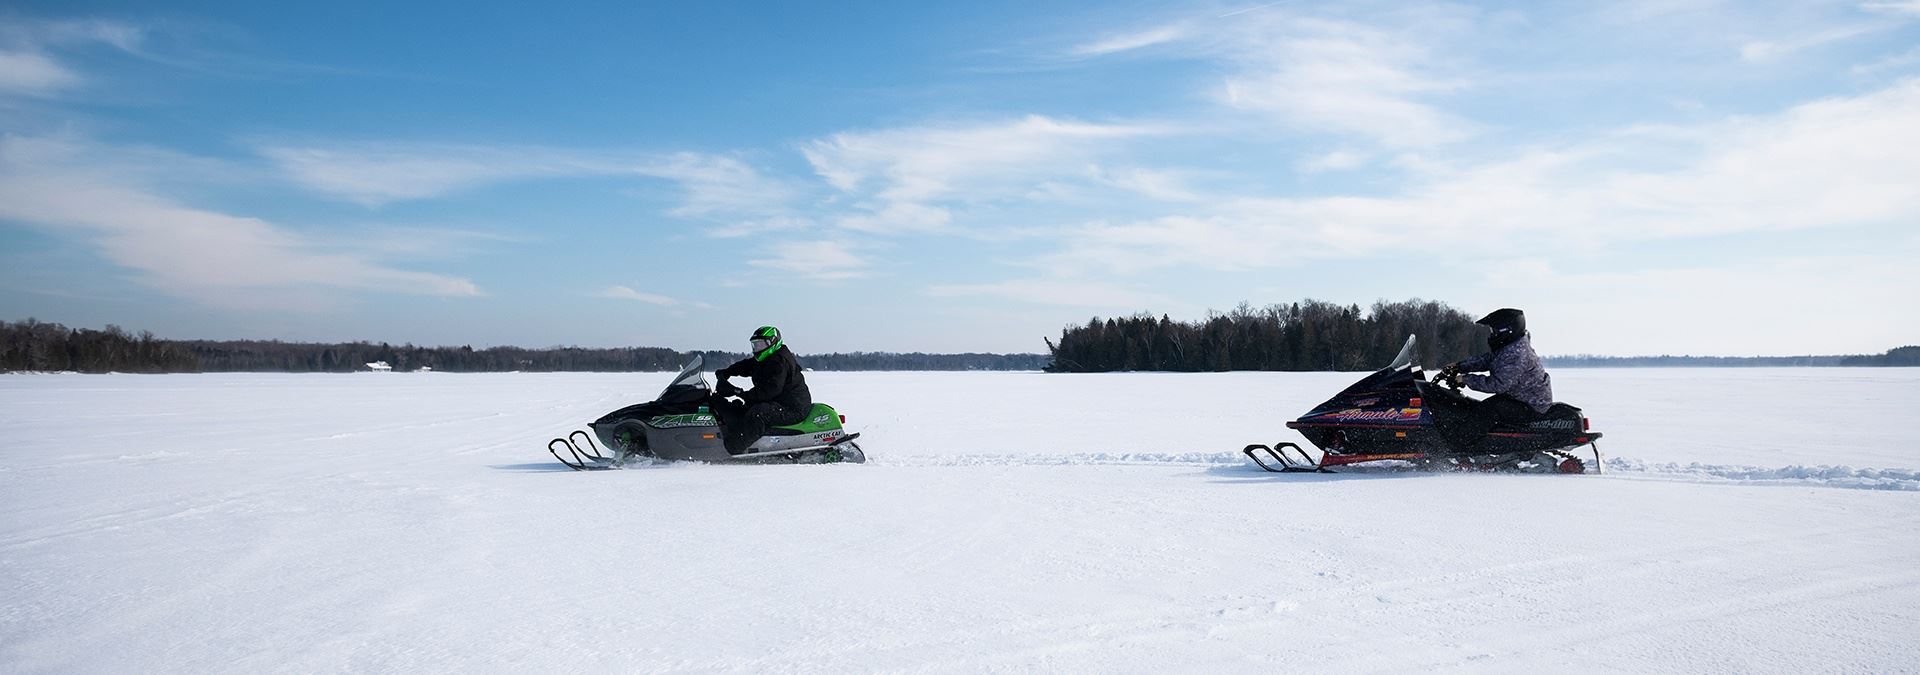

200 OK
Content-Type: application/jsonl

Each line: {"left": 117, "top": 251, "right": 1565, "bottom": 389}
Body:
{"left": 1456, "top": 334, "right": 1554, "bottom": 412}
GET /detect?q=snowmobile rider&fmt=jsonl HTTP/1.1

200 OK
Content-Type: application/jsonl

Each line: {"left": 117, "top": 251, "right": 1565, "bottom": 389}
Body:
{"left": 1436, "top": 308, "right": 1554, "bottom": 426}
{"left": 710, "top": 326, "right": 812, "bottom": 454}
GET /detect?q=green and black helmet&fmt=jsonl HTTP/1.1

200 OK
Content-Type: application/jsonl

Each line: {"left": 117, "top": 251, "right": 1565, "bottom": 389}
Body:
{"left": 750, "top": 325, "right": 783, "bottom": 361}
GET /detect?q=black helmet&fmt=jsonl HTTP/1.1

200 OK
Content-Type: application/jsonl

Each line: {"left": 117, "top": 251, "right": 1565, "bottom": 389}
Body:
{"left": 1477, "top": 308, "right": 1526, "bottom": 350}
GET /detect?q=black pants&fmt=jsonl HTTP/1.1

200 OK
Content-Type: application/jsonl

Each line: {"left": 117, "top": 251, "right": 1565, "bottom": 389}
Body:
{"left": 1435, "top": 393, "right": 1543, "bottom": 452}
{"left": 709, "top": 397, "right": 806, "bottom": 454}
{"left": 1478, "top": 394, "right": 1542, "bottom": 427}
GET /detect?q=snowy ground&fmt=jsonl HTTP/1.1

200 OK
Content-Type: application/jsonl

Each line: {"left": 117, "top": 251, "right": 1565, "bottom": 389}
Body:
{"left": 3, "top": 368, "right": 1917, "bottom": 672}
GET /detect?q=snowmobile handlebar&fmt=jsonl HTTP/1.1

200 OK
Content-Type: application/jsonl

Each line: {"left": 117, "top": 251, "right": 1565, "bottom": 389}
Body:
{"left": 1432, "top": 365, "right": 1464, "bottom": 391}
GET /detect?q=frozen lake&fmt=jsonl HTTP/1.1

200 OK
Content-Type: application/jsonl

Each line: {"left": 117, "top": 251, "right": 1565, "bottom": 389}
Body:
{"left": 3, "top": 368, "right": 1917, "bottom": 672}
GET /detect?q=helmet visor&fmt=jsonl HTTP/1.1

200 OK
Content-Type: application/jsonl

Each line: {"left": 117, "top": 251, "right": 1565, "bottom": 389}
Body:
{"left": 750, "top": 337, "right": 774, "bottom": 353}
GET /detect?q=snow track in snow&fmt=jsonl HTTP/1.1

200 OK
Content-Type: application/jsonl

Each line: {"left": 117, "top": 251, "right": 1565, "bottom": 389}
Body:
{"left": 882, "top": 451, "right": 1920, "bottom": 491}
{"left": 1604, "top": 459, "right": 1920, "bottom": 491}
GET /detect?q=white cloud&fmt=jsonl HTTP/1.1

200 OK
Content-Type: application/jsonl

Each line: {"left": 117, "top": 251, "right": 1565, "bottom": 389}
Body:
{"left": 1034, "top": 78, "right": 1920, "bottom": 275}
{"left": 1074, "top": 11, "right": 1473, "bottom": 148}
{"left": 1091, "top": 166, "right": 1206, "bottom": 202}
{"left": 1479, "top": 255, "right": 1918, "bottom": 356}
{"left": 0, "top": 18, "right": 145, "bottom": 97}
{"left": 747, "top": 241, "right": 869, "bottom": 281}
{"left": 1297, "top": 149, "right": 1371, "bottom": 173}
{"left": 598, "top": 286, "right": 680, "bottom": 306}
{"left": 1215, "top": 17, "right": 1474, "bottom": 148}
{"left": 647, "top": 152, "right": 797, "bottom": 219}
{"left": 800, "top": 115, "right": 1163, "bottom": 233}
{"left": 0, "top": 135, "right": 481, "bottom": 304}
{"left": 927, "top": 278, "right": 1174, "bottom": 310}
{"left": 3, "top": 19, "right": 146, "bottom": 52}
{"left": 1739, "top": 24, "right": 1881, "bottom": 62}
{"left": 259, "top": 143, "right": 589, "bottom": 206}
{"left": 259, "top": 142, "right": 798, "bottom": 225}
{"left": 1860, "top": 1, "right": 1920, "bottom": 16}
{"left": 0, "top": 50, "right": 83, "bottom": 95}
{"left": 1070, "top": 23, "right": 1193, "bottom": 57}
{"left": 1853, "top": 44, "right": 1920, "bottom": 74}
{"left": 707, "top": 215, "right": 814, "bottom": 239}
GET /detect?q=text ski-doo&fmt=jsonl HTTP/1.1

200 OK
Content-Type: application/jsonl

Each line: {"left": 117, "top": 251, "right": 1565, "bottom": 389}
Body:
{"left": 546, "top": 355, "right": 866, "bottom": 470}
{"left": 1244, "top": 335, "right": 1603, "bottom": 474}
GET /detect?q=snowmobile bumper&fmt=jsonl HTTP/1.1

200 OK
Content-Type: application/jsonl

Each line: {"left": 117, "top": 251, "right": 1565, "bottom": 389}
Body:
{"left": 1243, "top": 442, "right": 1330, "bottom": 473}
{"left": 549, "top": 430, "right": 617, "bottom": 471}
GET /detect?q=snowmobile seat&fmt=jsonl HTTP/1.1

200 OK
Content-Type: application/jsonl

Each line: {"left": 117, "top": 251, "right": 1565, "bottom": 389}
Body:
{"left": 765, "top": 403, "right": 839, "bottom": 436}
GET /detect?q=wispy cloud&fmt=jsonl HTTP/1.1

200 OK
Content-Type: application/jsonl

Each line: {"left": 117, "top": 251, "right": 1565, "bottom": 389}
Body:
{"left": 927, "top": 278, "right": 1174, "bottom": 310}
{"left": 1072, "top": 9, "right": 1475, "bottom": 148}
{"left": 597, "top": 285, "right": 677, "bottom": 305}
{"left": 1069, "top": 23, "right": 1193, "bottom": 57}
{"left": 1740, "top": 23, "right": 1884, "bottom": 62}
{"left": 259, "top": 141, "right": 798, "bottom": 223}
{"left": 1296, "top": 149, "right": 1371, "bottom": 173}
{"left": 0, "top": 18, "right": 144, "bottom": 97}
{"left": 1853, "top": 44, "right": 1920, "bottom": 74}
{"left": 1033, "top": 77, "right": 1920, "bottom": 274}
{"left": 0, "top": 135, "right": 481, "bottom": 305}
{"left": 1860, "top": 1, "right": 1920, "bottom": 17}
{"left": 801, "top": 115, "right": 1164, "bottom": 233}
{"left": 0, "top": 50, "right": 82, "bottom": 95}
{"left": 596, "top": 285, "right": 713, "bottom": 309}
{"left": 747, "top": 240, "right": 869, "bottom": 281}
{"left": 1477, "top": 253, "right": 1920, "bottom": 356}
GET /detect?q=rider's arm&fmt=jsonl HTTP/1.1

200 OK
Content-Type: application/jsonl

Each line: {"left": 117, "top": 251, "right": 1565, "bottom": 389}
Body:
{"left": 1454, "top": 351, "right": 1493, "bottom": 373}
{"left": 742, "top": 357, "right": 789, "bottom": 403}
{"left": 1461, "top": 349, "right": 1515, "bottom": 394}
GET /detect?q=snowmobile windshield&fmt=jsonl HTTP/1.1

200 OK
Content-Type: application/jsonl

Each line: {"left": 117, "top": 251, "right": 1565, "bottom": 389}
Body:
{"left": 1388, "top": 335, "right": 1418, "bottom": 372}
{"left": 662, "top": 355, "right": 709, "bottom": 397}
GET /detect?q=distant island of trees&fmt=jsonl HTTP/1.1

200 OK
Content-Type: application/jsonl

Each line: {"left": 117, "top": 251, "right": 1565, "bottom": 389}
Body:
{"left": 2, "top": 315, "right": 1912, "bottom": 374}
{"left": 1045, "top": 299, "right": 1486, "bottom": 372}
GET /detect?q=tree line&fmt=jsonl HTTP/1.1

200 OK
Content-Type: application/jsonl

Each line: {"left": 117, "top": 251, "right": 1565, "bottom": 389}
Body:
{"left": 1548, "top": 346, "right": 1919, "bottom": 368}
{"left": 1043, "top": 299, "right": 1487, "bottom": 372}
{"left": 1, "top": 319, "right": 199, "bottom": 373}
{"left": 1, "top": 319, "right": 1045, "bottom": 373}
{"left": 7, "top": 316, "right": 1909, "bottom": 374}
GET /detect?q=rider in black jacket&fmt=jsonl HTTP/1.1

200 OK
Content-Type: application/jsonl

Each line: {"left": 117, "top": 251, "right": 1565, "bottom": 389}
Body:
{"left": 711, "top": 326, "right": 812, "bottom": 454}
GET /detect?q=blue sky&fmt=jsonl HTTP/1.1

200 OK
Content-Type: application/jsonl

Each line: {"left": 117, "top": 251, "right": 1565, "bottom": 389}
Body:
{"left": 1, "top": 1, "right": 1917, "bottom": 356}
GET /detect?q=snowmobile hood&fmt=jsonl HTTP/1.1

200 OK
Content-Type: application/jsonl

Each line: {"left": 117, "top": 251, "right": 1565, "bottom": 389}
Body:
{"left": 1297, "top": 335, "right": 1424, "bottom": 421}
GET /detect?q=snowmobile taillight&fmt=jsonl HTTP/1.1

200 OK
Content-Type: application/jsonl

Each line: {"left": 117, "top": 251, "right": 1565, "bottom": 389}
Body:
{"left": 1575, "top": 436, "right": 1588, "bottom": 444}
{"left": 701, "top": 433, "right": 717, "bottom": 440}
{"left": 839, "top": 414, "right": 846, "bottom": 423}
{"left": 1582, "top": 418, "right": 1590, "bottom": 431}
{"left": 1409, "top": 397, "right": 1422, "bottom": 407}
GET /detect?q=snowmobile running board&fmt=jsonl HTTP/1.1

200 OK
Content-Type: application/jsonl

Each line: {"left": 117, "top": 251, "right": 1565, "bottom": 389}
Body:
{"left": 723, "top": 433, "right": 862, "bottom": 460}
{"left": 1243, "top": 442, "right": 1330, "bottom": 473}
